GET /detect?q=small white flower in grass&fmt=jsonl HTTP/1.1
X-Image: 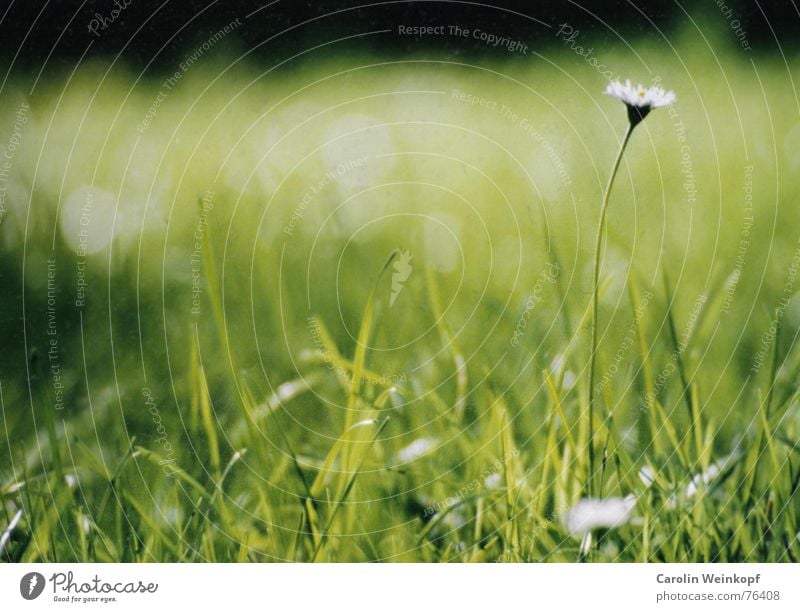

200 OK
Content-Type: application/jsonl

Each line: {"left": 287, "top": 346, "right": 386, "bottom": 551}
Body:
{"left": 685, "top": 462, "right": 721, "bottom": 497}
{"left": 605, "top": 79, "right": 676, "bottom": 126}
{"left": 688, "top": 453, "right": 739, "bottom": 496}
{"left": 396, "top": 437, "right": 438, "bottom": 463}
{"left": 550, "top": 353, "right": 576, "bottom": 390}
{"left": 639, "top": 465, "right": 656, "bottom": 487}
{"left": 484, "top": 472, "right": 502, "bottom": 489}
{"left": 562, "top": 494, "right": 637, "bottom": 538}
{"left": 667, "top": 453, "right": 738, "bottom": 508}
{"left": 442, "top": 510, "right": 467, "bottom": 530}
{"left": 550, "top": 353, "right": 566, "bottom": 373}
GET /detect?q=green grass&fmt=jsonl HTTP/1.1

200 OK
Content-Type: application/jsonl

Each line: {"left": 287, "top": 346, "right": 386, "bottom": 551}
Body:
{"left": 1, "top": 35, "right": 800, "bottom": 562}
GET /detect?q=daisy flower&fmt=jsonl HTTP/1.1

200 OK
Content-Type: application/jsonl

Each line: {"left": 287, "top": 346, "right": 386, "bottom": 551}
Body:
{"left": 562, "top": 494, "right": 637, "bottom": 538}
{"left": 605, "top": 79, "right": 676, "bottom": 126}
{"left": 586, "top": 79, "right": 676, "bottom": 502}
{"left": 396, "top": 437, "right": 438, "bottom": 463}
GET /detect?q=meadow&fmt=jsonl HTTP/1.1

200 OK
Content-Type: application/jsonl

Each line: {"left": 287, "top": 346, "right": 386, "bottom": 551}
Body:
{"left": 1, "top": 26, "right": 799, "bottom": 562}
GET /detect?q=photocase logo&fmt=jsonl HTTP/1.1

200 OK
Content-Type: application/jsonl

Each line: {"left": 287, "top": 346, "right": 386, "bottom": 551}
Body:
{"left": 20, "top": 572, "right": 45, "bottom": 600}
{"left": 390, "top": 250, "right": 413, "bottom": 307}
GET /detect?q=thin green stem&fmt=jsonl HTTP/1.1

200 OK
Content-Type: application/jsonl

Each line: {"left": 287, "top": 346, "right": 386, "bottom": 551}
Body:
{"left": 587, "top": 122, "right": 634, "bottom": 497}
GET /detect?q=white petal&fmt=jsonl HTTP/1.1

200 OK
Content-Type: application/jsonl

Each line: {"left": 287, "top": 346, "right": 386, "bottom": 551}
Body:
{"left": 484, "top": 473, "right": 502, "bottom": 489}
{"left": 396, "top": 437, "right": 438, "bottom": 463}
{"left": 563, "top": 495, "right": 636, "bottom": 537}
{"left": 604, "top": 79, "right": 675, "bottom": 109}
{"left": 685, "top": 462, "right": 721, "bottom": 497}
{"left": 639, "top": 465, "right": 656, "bottom": 487}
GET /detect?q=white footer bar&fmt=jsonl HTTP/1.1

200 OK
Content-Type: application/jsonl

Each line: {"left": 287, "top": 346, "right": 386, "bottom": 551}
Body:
{"left": 1, "top": 563, "right": 798, "bottom": 611}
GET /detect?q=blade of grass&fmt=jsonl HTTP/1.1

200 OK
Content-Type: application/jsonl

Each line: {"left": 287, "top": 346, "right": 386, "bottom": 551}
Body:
{"left": 426, "top": 267, "right": 468, "bottom": 421}
{"left": 662, "top": 271, "right": 701, "bottom": 462}
{"left": 197, "top": 363, "right": 221, "bottom": 480}
{"left": 311, "top": 417, "right": 389, "bottom": 561}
